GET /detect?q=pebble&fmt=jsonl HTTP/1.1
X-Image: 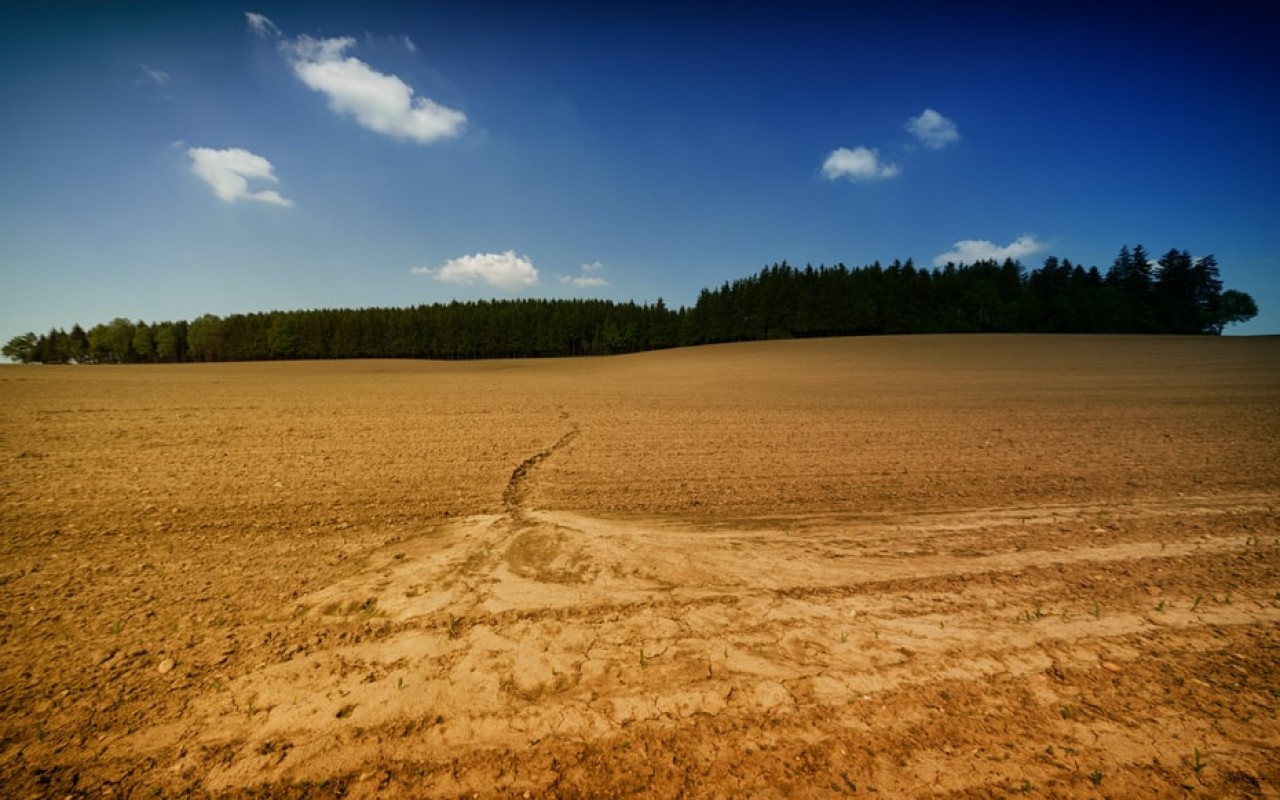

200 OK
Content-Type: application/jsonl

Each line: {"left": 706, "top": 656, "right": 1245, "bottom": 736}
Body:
{"left": 158, "top": 658, "right": 176, "bottom": 675}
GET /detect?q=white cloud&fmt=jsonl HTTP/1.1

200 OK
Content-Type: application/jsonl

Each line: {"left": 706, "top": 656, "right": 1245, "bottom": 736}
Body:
{"left": 245, "top": 11, "right": 281, "bottom": 39}
{"left": 136, "top": 64, "right": 170, "bottom": 87}
{"left": 283, "top": 34, "right": 465, "bottom": 143}
{"left": 187, "top": 147, "right": 293, "bottom": 207}
{"left": 821, "top": 146, "right": 900, "bottom": 181}
{"left": 557, "top": 261, "right": 609, "bottom": 288}
{"left": 932, "top": 235, "right": 1045, "bottom": 266}
{"left": 906, "top": 108, "right": 959, "bottom": 150}
{"left": 403, "top": 36, "right": 417, "bottom": 53}
{"left": 413, "top": 251, "right": 539, "bottom": 292}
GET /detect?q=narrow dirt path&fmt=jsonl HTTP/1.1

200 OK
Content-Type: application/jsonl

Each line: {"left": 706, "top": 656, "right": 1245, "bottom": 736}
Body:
{"left": 502, "top": 421, "right": 579, "bottom": 524}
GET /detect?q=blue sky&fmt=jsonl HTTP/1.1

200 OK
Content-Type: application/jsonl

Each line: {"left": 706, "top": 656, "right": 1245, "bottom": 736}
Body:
{"left": 3, "top": 1, "right": 1278, "bottom": 338}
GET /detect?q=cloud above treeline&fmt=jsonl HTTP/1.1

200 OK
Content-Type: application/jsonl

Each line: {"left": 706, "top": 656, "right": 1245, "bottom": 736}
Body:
{"left": 412, "top": 251, "right": 540, "bottom": 291}
{"left": 932, "top": 235, "right": 1045, "bottom": 266}
{"left": 823, "top": 108, "right": 959, "bottom": 182}
{"left": 821, "top": 146, "right": 899, "bottom": 181}
{"left": 135, "top": 64, "right": 169, "bottom": 87}
{"left": 245, "top": 12, "right": 280, "bottom": 39}
{"left": 187, "top": 146, "right": 293, "bottom": 207}
{"left": 557, "top": 262, "right": 609, "bottom": 288}
{"left": 906, "top": 108, "right": 959, "bottom": 149}
{"left": 247, "top": 12, "right": 465, "bottom": 144}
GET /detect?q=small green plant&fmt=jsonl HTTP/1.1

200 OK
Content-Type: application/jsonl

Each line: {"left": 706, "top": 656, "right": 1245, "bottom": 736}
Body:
{"left": 1089, "top": 769, "right": 1103, "bottom": 786}
{"left": 35, "top": 722, "right": 46, "bottom": 742}
{"left": 397, "top": 676, "right": 404, "bottom": 691}
{"left": 110, "top": 621, "right": 122, "bottom": 635}
{"left": 1061, "top": 705, "right": 1072, "bottom": 720}
{"left": 1156, "top": 600, "right": 1166, "bottom": 612}
{"left": 1193, "top": 748, "right": 1205, "bottom": 774}
{"left": 1191, "top": 595, "right": 1203, "bottom": 612}
{"left": 1020, "top": 780, "right": 1033, "bottom": 794}
{"left": 638, "top": 648, "right": 647, "bottom": 668}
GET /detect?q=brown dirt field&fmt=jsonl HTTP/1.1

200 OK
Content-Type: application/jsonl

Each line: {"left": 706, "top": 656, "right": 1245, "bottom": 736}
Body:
{"left": 2, "top": 334, "right": 1278, "bottom": 798}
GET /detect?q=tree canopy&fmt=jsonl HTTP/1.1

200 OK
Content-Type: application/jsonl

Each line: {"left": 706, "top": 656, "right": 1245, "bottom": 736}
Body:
{"left": 5, "top": 245, "right": 1259, "bottom": 364}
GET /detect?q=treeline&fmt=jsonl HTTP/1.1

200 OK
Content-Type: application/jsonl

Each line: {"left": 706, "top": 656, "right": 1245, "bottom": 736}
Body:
{"left": 4, "top": 245, "right": 1258, "bottom": 364}
{"left": 683, "top": 245, "right": 1257, "bottom": 344}
{"left": 4, "top": 299, "right": 680, "bottom": 364}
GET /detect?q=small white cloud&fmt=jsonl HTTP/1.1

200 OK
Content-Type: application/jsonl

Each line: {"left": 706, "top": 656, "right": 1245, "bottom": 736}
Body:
{"left": 821, "top": 146, "right": 900, "bottom": 181}
{"left": 906, "top": 108, "right": 959, "bottom": 150}
{"left": 557, "top": 262, "right": 609, "bottom": 287}
{"left": 136, "top": 64, "right": 170, "bottom": 87}
{"left": 403, "top": 35, "right": 417, "bottom": 53}
{"left": 283, "top": 34, "right": 465, "bottom": 143}
{"left": 933, "top": 235, "right": 1044, "bottom": 266}
{"left": 246, "top": 11, "right": 281, "bottom": 39}
{"left": 414, "top": 251, "right": 539, "bottom": 292}
{"left": 187, "top": 147, "right": 293, "bottom": 207}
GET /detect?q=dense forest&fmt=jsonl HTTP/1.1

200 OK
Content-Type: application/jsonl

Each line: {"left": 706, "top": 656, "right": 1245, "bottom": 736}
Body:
{"left": 4, "top": 245, "right": 1259, "bottom": 364}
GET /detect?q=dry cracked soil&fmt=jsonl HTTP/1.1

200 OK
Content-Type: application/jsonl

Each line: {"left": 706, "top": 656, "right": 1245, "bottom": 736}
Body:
{"left": 1, "top": 334, "right": 1278, "bottom": 798}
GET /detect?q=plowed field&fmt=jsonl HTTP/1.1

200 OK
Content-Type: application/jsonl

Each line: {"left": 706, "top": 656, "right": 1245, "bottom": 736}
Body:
{"left": 2, "top": 334, "right": 1278, "bottom": 798}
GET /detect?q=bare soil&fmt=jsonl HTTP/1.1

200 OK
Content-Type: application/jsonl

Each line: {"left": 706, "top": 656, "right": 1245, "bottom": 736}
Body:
{"left": 2, "top": 334, "right": 1278, "bottom": 798}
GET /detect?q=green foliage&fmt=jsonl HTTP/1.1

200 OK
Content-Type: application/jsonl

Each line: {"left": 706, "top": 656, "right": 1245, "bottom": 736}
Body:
{"left": 1212, "top": 289, "right": 1259, "bottom": 333}
{"left": 3, "top": 332, "right": 39, "bottom": 363}
{"left": 153, "top": 321, "right": 184, "bottom": 362}
{"left": 132, "top": 320, "right": 155, "bottom": 362}
{"left": 106, "top": 317, "right": 136, "bottom": 363}
{"left": 187, "top": 314, "right": 224, "bottom": 362}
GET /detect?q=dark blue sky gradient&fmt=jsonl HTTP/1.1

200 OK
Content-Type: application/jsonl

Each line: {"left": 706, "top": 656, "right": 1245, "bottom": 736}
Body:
{"left": 2, "top": 1, "right": 1276, "bottom": 336}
